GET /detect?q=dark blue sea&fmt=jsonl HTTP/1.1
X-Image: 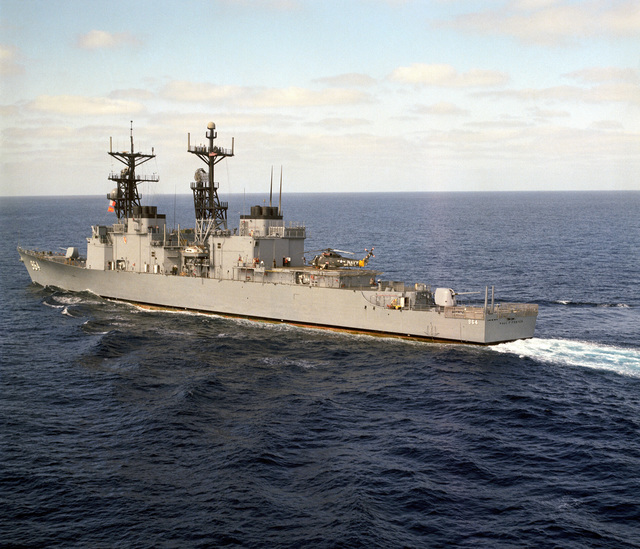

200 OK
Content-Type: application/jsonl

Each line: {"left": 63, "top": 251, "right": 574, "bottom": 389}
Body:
{"left": 1, "top": 191, "right": 640, "bottom": 548}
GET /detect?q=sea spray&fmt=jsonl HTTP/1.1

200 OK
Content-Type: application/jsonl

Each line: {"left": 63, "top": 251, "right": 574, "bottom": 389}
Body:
{"left": 493, "top": 338, "right": 640, "bottom": 378}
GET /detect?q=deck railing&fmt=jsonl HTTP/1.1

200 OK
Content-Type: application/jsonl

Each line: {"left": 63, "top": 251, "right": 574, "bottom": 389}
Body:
{"left": 444, "top": 303, "right": 538, "bottom": 319}
{"left": 444, "top": 306, "right": 486, "bottom": 320}
{"left": 494, "top": 303, "right": 539, "bottom": 317}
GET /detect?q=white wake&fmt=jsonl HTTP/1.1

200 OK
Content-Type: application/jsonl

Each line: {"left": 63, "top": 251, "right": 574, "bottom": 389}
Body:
{"left": 493, "top": 338, "right": 640, "bottom": 378}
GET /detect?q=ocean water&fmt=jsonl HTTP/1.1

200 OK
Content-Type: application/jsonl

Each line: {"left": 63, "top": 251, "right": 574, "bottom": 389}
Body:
{"left": 1, "top": 191, "right": 639, "bottom": 548}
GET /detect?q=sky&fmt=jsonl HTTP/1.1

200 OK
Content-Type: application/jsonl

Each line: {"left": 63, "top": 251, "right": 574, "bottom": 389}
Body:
{"left": 1, "top": 0, "right": 639, "bottom": 197}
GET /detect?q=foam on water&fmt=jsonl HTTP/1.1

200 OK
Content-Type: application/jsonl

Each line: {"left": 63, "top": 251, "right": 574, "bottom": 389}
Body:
{"left": 52, "top": 295, "right": 83, "bottom": 305}
{"left": 259, "top": 356, "right": 319, "bottom": 369}
{"left": 553, "top": 299, "right": 631, "bottom": 308}
{"left": 493, "top": 338, "right": 640, "bottom": 378}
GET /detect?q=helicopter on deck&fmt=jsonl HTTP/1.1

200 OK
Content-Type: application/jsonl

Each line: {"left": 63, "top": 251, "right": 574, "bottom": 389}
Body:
{"left": 306, "top": 248, "right": 375, "bottom": 270}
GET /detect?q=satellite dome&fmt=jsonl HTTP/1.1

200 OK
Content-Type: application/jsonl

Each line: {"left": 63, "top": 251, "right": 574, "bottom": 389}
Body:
{"left": 207, "top": 122, "right": 215, "bottom": 129}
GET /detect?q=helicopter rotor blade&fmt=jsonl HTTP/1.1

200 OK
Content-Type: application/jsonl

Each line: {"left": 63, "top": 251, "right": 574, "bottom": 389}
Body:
{"left": 303, "top": 248, "right": 330, "bottom": 254}
{"left": 332, "top": 249, "right": 354, "bottom": 255}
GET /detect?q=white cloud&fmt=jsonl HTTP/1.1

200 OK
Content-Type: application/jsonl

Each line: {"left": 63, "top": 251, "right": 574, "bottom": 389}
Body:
{"left": 0, "top": 45, "right": 24, "bottom": 76}
{"left": 314, "top": 73, "right": 378, "bottom": 88}
{"left": 250, "top": 87, "right": 371, "bottom": 108}
{"left": 590, "top": 120, "right": 624, "bottom": 130}
{"left": 420, "top": 124, "right": 640, "bottom": 163}
{"left": 27, "top": 95, "right": 146, "bottom": 115}
{"left": 151, "top": 111, "right": 298, "bottom": 131}
{"left": 586, "top": 83, "right": 640, "bottom": 104}
{"left": 464, "top": 118, "right": 531, "bottom": 129}
{"left": 414, "top": 102, "right": 469, "bottom": 116}
{"left": 529, "top": 106, "right": 571, "bottom": 119}
{"left": 161, "top": 81, "right": 240, "bottom": 103}
{"left": 564, "top": 67, "right": 639, "bottom": 84}
{"left": 306, "top": 117, "right": 371, "bottom": 128}
{"left": 76, "top": 30, "right": 140, "bottom": 50}
{"left": 218, "top": 0, "right": 301, "bottom": 10}
{"left": 445, "top": 0, "right": 640, "bottom": 45}
{"left": 109, "top": 88, "right": 156, "bottom": 100}
{"left": 160, "top": 81, "right": 372, "bottom": 107}
{"left": 0, "top": 104, "right": 20, "bottom": 116}
{"left": 475, "top": 82, "right": 640, "bottom": 105}
{"left": 512, "top": 0, "right": 560, "bottom": 9}
{"left": 389, "top": 63, "right": 509, "bottom": 87}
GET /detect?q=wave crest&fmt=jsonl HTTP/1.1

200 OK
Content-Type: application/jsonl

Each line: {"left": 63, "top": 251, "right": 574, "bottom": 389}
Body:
{"left": 493, "top": 338, "right": 640, "bottom": 378}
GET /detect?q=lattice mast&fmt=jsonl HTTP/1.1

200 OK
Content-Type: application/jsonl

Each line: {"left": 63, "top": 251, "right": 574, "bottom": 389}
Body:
{"left": 188, "top": 122, "right": 234, "bottom": 243}
{"left": 108, "top": 121, "right": 158, "bottom": 221}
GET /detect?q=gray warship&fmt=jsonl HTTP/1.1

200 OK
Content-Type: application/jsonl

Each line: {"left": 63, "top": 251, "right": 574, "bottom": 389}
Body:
{"left": 18, "top": 122, "right": 538, "bottom": 344}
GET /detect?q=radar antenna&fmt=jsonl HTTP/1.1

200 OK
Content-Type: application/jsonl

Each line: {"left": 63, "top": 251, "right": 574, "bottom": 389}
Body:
{"left": 188, "top": 122, "right": 235, "bottom": 243}
{"left": 107, "top": 121, "right": 158, "bottom": 222}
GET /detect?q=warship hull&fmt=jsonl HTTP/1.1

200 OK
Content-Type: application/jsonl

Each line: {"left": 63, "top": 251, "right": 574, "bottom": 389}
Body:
{"left": 18, "top": 248, "right": 536, "bottom": 345}
{"left": 18, "top": 122, "right": 538, "bottom": 345}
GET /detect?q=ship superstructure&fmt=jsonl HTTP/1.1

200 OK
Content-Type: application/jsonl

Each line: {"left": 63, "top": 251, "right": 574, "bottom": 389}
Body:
{"left": 18, "top": 123, "right": 538, "bottom": 344}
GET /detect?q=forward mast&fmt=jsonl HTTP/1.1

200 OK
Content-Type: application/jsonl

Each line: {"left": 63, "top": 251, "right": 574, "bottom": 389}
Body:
{"left": 107, "top": 121, "right": 159, "bottom": 222}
